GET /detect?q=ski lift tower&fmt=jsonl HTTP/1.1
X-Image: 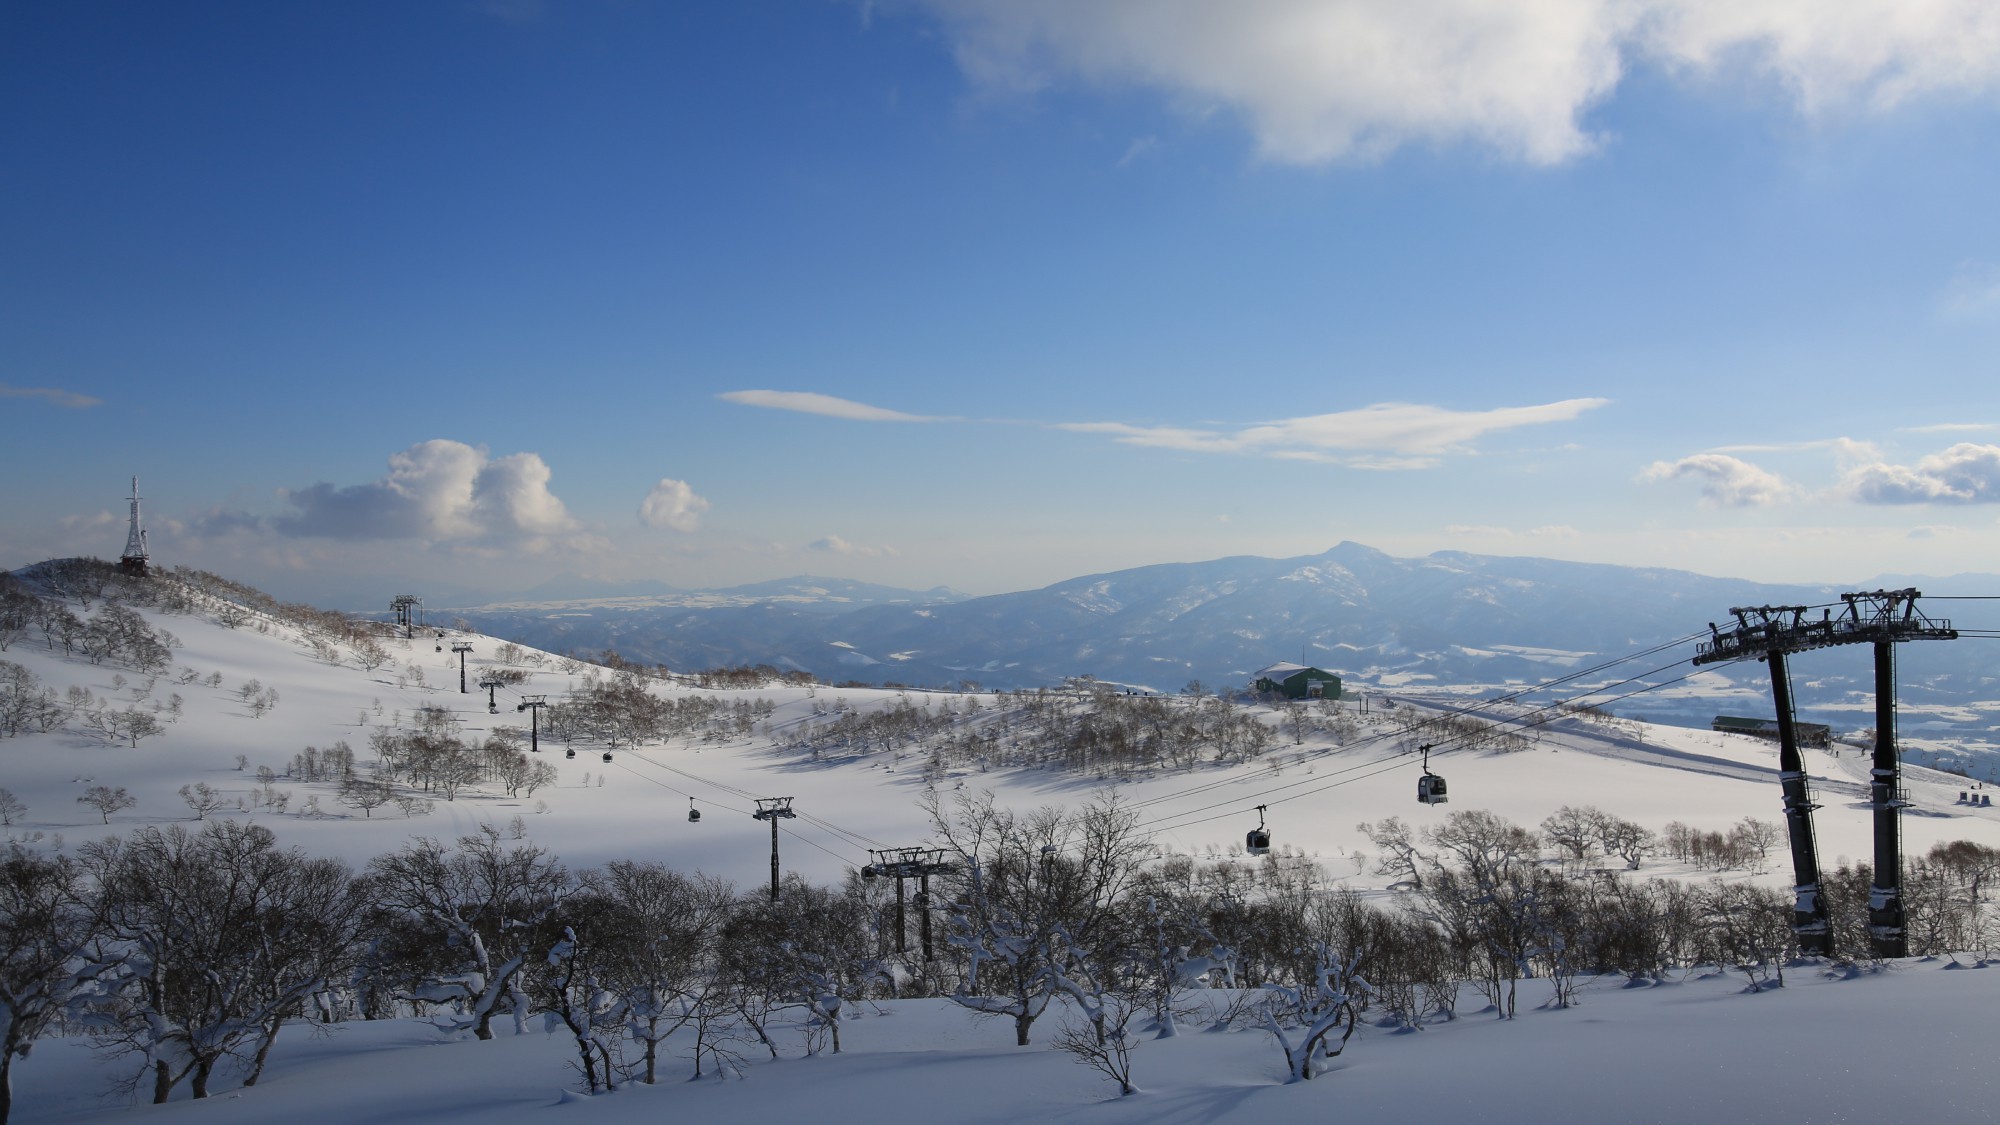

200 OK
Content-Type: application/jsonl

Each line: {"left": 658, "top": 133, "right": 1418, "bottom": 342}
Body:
{"left": 752, "top": 798, "right": 798, "bottom": 902}
{"left": 1694, "top": 590, "right": 1956, "bottom": 957}
{"left": 118, "top": 477, "right": 150, "bottom": 577}
{"left": 391, "top": 595, "right": 422, "bottom": 639}
{"left": 862, "top": 847, "right": 955, "bottom": 961}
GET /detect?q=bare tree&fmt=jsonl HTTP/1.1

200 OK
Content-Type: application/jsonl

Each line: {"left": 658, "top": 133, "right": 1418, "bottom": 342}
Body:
{"left": 0, "top": 789, "right": 23, "bottom": 827}
{"left": 0, "top": 843, "right": 110, "bottom": 1125}
{"left": 77, "top": 786, "right": 135, "bottom": 824}
{"left": 338, "top": 776, "right": 395, "bottom": 818}
{"left": 177, "top": 782, "right": 227, "bottom": 820}
{"left": 352, "top": 634, "right": 392, "bottom": 672}
{"left": 366, "top": 829, "right": 570, "bottom": 1040}
{"left": 1258, "top": 943, "right": 1367, "bottom": 1082}
{"left": 84, "top": 823, "right": 362, "bottom": 1102}
{"left": 928, "top": 789, "right": 1151, "bottom": 1047}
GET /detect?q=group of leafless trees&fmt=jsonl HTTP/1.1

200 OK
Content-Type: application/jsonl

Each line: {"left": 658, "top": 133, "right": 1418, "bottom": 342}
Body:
{"left": 0, "top": 660, "right": 176, "bottom": 747}
{"left": 1, "top": 571, "right": 178, "bottom": 679}
{"left": 540, "top": 674, "right": 743, "bottom": 748}
{"left": 7, "top": 799, "right": 2000, "bottom": 1116}
{"left": 777, "top": 682, "right": 1283, "bottom": 779}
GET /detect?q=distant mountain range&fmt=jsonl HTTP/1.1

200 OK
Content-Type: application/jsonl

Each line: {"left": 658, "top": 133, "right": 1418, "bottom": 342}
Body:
{"left": 444, "top": 543, "right": 2000, "bottom": 737}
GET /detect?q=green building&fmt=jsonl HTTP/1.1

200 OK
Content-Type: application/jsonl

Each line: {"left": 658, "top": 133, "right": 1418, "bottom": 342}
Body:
{"left": 1253, "top": 662, "right": 1343, "bottom": 701}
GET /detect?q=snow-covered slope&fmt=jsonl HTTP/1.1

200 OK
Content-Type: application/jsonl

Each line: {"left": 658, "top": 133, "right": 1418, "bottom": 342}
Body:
{"left": 8, "top": 567, "right": 2000, "bottom": 1123}
{"left": 14, "top": 957, "right": 2000, "bottom": 1124}
{"left": 6, "top": 568, "right": 1999, "bottom": 890}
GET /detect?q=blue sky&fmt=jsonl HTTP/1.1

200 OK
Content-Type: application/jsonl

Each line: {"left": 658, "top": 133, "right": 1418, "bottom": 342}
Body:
{"left": 5, "top": 1, "right": 2000, "bottom": 608}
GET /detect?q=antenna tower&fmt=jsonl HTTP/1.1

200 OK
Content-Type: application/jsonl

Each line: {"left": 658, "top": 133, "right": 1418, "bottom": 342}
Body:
{"left": 119, "top": 477, "right": 150, "bottom": 577}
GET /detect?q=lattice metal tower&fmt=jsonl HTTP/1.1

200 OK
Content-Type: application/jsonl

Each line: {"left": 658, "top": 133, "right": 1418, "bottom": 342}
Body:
{"left": 119, "top": 477, "right": 150, "bottom": 577}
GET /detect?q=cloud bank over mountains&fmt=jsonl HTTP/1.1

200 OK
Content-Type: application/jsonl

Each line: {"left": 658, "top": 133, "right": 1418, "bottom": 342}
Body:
{"left": 272, "top": 440, "right": 584, "bottom": 549}
{"left": 1644, "top": 441, "right": 2000, "bottom": 507}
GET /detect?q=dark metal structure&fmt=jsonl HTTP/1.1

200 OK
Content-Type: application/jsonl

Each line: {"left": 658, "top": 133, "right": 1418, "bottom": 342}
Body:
{"left": 752, "top": 797, "right": 798, "bottom": 902}
{"left": 450, "top": 642, "right": 474, "bottom": 693}
{"left": 391, "top": 594, "right": 422, "bottom": 638}
{"left": 862, "top": 847, "right": 955, "bottom": 961}
{"left": 1418, "top": 743, "right": 1448, "bottom": 805}
{"left": 1245, "top": 805, "right": 1271, "bottom": 855}
{"left": 1694, "top": 590, "right": 1956, "bottom": 957}
{"left": 515, "top": 695, "right": 546, "bottom": 753}
{"left": 479, "top": 676, "right": 504, "bottom": 714}
{"left": 119, "top": 477, "right": 150, "bottom": 577}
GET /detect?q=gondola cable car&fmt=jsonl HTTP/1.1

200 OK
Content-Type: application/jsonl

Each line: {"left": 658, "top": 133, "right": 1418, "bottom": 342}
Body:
{"left": 688, "top": 797, "right": 701, "bottom": 823}
{"left": 1417, "top": 743, "right": 1449, "bottom": 805}
{"left": 1245, "top": 804, "right": 1271, "bottom": 856}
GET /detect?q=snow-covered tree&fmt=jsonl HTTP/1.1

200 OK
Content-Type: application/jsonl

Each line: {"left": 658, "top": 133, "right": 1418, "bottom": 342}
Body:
{"left": 0, "top": 843, "right": 109, "bottom": 1125}
{"left": 611, "top": 862, "right": 734, "bottom": 1080}
{"left": 366, "top": 829, "right": 569, "bottom": 1040}
{"left": 1258, "top": 942, "right": 1368, "bottom": 1082}
{"left": 84, "top": 822, "right": 362, "bottom": 1102}
{"left": 929, "top": 789, "right": 1150, "bottom": 1047}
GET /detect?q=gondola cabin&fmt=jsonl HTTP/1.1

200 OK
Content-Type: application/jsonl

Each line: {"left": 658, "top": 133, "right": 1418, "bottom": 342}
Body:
{"left": 1245, "top": 805, "right": 1271, "bottom": 855}
{"left": 688, "top": 798, "right": 701, "bottom": 823}
{"left": 565, "top": 748, "right": 576, "bottom": 759}
{"left": 1418, "top": 773, "right": 1448, "bottom": 805}
{"left": 602, "top": 751, "right": 613, "bottom": 763}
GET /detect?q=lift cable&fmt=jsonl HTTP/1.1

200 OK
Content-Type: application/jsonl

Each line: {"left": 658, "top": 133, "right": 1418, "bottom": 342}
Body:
{"left": 1068, "top": 630, "right": 1711, "bottom": 833}
{"left": 614, "top": 743, "right": 889, "bottom": 851}
{"left": 1138, "top": 664, "right": 1708, "bottom": 840}
{"left": 1093, "top": 629, "right": 1711, "bottom": 823}
{"left": 601, "top": 754, "right": 871, "bottom": 867}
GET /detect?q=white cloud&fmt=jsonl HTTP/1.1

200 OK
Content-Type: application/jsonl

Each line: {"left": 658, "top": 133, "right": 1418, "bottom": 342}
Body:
{"left": 638, "top": 478, "right": 710, "bottom": 532}
{"left": 807, "top": 535, "right": 897, "bottom": 558}
{"left": 719, "top": 390, "right": 944, "bottom": 422}
{"left": 913, "top": 0, "right": 1631, "bottom": 164}
{"left": 1841, "top": 442, "right": 2000, "bottom": 504}
{"left": 275, "top": 440, "right": 581, "bottom": 547}
{"left": 903, "top": 0, "right": 2000, "bottom": 165}
{"left": 1057, "top": 398, "right": 1608, "bottom": 466}
{"left": 1940, "top": 262, "right": 2000, "bottom": 321}
{"left": 1, "top": 382, "right": 101, "bottom": 408}
{"left": 1641, "top": 0, "right": 2000, "bottom": 115}
{"left": 1640, "top": 453, "right": 1799, "bottom": 506}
